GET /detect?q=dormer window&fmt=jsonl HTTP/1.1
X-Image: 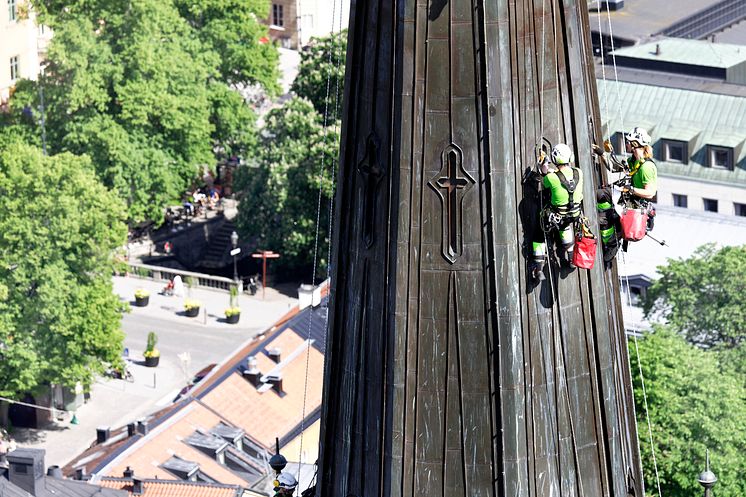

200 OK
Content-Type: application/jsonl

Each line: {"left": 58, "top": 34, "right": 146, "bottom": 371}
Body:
{"left": 707, "top": 145, "right": 734, "bottom": 170}
{"left": 211, "top": 423, "right": 245, "bottom": 450}
{"left": 161, "top": 456, "right": 199, "bottom": 480}
{"left": 185, "top": 433, "right": 229, "bottom": 463}
{"left": 660, "top": 139, "right": 688, "bottom": 164}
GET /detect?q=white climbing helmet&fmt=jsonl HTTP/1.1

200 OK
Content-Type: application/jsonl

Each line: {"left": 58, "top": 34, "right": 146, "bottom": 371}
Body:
{"left": 277, "top": 472, "right": 298, "bottom": 490}
{"left": 625, "top": 126, "right": 651, "bottom": 147}
{"left": 551, "top": 143, "right": 574, "bottom": 165}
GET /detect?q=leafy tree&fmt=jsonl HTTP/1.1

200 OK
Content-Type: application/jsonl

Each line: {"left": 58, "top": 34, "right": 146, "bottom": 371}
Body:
{"left": 0, "top": 143, "right": 127, "bottom": 421}
{"left": 643, "top": 244, "right": 746, "bottom": 349}
{"left": 7, "top": 0, "right": 267, "bottom": 222}
{"left": 630, "top": 327, "right": 746, "bottom": 497}
{"left": 173, "top": 0, "right": 280, "bottom": 93}
{"left": 234, "top": 97, "right": 337, "bottom": 275}
{"left": 291, "top": 30, "right": 347, "bottom": 117}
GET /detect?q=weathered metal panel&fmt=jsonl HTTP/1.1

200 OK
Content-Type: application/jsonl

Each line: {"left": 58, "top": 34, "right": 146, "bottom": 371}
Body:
{"left": 317, "top": 0, "right": 644, "bottom": 496}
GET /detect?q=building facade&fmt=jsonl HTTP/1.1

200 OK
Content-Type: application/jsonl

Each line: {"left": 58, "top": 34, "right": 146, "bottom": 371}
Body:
{"left": 0, "top": 0, "right": 50, "bottom": 104}
{"left": 598, "top": 39, "right": 746, "bottom": 219}
{"left": 265, "top": 0, "right": 349, "bottom": 49}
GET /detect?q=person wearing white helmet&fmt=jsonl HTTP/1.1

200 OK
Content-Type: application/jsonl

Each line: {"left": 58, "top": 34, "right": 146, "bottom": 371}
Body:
{"left": 623, "top": 126, "right": 658, "bottom": 231}
{"left": 530, "top": 143, "right": 584, "bottom": 281}
{"left": 624, "top": 127, "right": 657, "bottom": 199}
{"left": 275, "top": 472, "right": 298, "bottom": 495}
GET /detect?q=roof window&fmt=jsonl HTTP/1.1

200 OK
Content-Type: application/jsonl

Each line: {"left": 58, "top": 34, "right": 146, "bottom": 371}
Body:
{"left": 707, "top": 145, "right": 734, "bottom": 170}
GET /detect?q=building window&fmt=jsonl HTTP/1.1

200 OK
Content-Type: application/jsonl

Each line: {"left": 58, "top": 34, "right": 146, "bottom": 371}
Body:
{"left": 272, "top": 4, "right": 284, "bottom": 27}
{"left": 672, "top": 194, "right": 688, "bottom": 208}
{"left": 703, "top": 198, "right": 718, "bottom": 213}
{"left": 707, "top": 145, "right": 734, "bottom": 170}
{"left": 8, "top": 0, "right": 16, "bottom": 22}
{"left": 9, "top": 55, "right": 19, "bottom": 81}
{"left": 735, "top": 202, "right": 746, "bottom": 217}
{"left": 661, "top": 139, "right": 688, "bottom": 164}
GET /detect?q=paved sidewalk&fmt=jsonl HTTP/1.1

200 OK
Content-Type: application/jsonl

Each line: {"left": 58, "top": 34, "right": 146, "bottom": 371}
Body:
{"left": 10, "top": 276, "right": 298, "bottom": 468}
{"left": 115, "top": 276, "right": 297, "bottom": 331}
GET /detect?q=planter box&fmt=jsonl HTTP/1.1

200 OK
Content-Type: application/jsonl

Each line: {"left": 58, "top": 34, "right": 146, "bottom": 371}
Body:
{"left": 226, "top": 313, "right": 240, "bottom": 324}
{"left": 134, "top": 296, "right": 150, "bottom": 307}
{"left": 185, "top": 307, "right": 200, "bottom": 318}
{"left": 144, "top": 355, "right": 160, "bottom": 367}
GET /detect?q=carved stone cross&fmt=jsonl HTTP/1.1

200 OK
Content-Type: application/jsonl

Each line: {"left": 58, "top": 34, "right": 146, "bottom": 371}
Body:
{"left": 357, "top": 135, "right": 384, "bottom": 248}
{"left": 429, "top": 145, "right": 475, "bottom": 263}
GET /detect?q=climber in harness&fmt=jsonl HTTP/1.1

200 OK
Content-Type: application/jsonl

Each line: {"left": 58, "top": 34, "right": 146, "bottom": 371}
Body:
{"left": 530, "top": 143, "right": 595, "bottom": 281}
{"left": 596, "top": 187, "right": 621, "bottom": 269}
{"left": 623, "top": 127, "right": 658, "bottom": 212}
{"left": 594, "top": 126, "right": 658, "bottom": 245}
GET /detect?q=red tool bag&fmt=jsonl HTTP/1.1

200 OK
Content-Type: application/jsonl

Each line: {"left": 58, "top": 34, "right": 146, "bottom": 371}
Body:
{"left": 620, "top": 208, "right": 648, "bottom": 241}
{"left": 573, "top": 233, "right": 597, "bottom": 269}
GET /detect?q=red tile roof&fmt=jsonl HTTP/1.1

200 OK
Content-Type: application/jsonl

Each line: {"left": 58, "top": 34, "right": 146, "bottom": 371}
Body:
{"left": 65, "top": 287, "right": 329, "bottom": 494}
{"left": 98, "top": 478, "right": 241, "bottom": 497}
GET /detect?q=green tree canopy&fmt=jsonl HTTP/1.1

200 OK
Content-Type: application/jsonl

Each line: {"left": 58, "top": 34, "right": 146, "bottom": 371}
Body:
{"left": 291, "top": 30, "right": 347, "bottom": 117}
{"left": 0, "top": 143, "right": 127, "bottom": 404}
{"left": 234, "top": 96, "right": 337, "bottom": 275}
{"left": 630, "top": 327, "right": 746, "bottom": 496}
{"left": 643, "top": 244, "right": 746, "bottom": 348}
{"left": 4, "top": 0, "right": 275, "bottom": 222}
{"left": 173, "top": 0, "right": 280, "bottom": 93}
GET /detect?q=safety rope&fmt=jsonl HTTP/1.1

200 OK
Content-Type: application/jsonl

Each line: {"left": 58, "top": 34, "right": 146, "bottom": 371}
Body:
{"left": 596, "top": 3, "right": 610, "bottom": 127}
{"left": 619, "top": 250, "right": 663, "bottom": 497}
{"left": 598, "top": 3, "right": 664, "bottom": 495}
{"left": 533, "top": 3, "right": 584, "bottom": 495}
{"left": 296, "top": 0, "right": 343, "bottom": 477}
{"left": 529, "top": 0, "right": 563, "bottom": 488}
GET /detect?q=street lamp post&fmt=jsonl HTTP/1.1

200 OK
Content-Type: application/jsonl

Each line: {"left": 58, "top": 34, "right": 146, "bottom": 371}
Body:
{"left": 230, "top": 231, "right": 239, "bottom": 284}
{"left": 698, "top": 450, "right": 717, "bottom": 497}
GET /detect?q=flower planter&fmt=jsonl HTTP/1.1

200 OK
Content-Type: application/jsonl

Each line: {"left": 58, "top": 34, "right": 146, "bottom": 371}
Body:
{"left": 144, "top": 355, "right": 160, "bottom": 367}
{"left": 226, "top": 313, "right": 240, "bottom": 324}
{"left": 134, "top": 295, "right": 150, "bottom": 307}
{"left": 185, "top": 306, "right": 200, "bottom": 318}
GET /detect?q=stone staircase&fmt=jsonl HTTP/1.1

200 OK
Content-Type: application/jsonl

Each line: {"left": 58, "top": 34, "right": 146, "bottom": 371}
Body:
{"left": 197, "top": 219, "right": 237, "bottom": 269}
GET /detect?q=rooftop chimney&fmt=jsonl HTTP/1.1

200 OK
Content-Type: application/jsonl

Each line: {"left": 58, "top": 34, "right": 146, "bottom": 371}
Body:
{"left": 132, "top": 478, "right": 144, "bottom": 495}
{"left": 123, "top": 466, "right": 134, "bottom": 478}
{"left": 267, "top": 374, "right": 284, "bottom": 395}
{"left": 136, "top": 419, "right": 149, "bottom": 436}
{"left": 46, "top": 465, "right": 63, "bottom": 479}
{"left": 243, "top": 357, "right": 262, "bottom": 387}
{"left": 7, "top": 448, "right": 45, "bottom": 496}
{"left": 655, "top": 43, "right": 661, "bottom": 56}
{"left": 127, "top": 423, "right": 136, "bottom": 437}
{"left": 96, "top": 427, "right": 111, "bottom": 444}
{"left": 298, "top": 283, "right": 322, "bottom": 309}
{"left": 268, "top": 348, "right": 282, "bottom": 364}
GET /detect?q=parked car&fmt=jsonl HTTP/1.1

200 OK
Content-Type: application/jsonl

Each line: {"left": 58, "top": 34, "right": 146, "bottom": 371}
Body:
{"left": 173, "top": 363, "right": 217, "bottom": 402}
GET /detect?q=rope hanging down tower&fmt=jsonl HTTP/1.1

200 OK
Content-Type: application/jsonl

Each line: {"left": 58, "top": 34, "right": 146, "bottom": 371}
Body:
{"left": 317, "top": 0, "right": 644, "bottom": 495}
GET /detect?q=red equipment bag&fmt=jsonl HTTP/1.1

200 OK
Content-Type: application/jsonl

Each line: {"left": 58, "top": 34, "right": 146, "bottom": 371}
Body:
{"left": 573, "top": 234, "right": 597, "bottom": 269}
{"left": 620, "top": 208, "right": 648, "bottom": 241}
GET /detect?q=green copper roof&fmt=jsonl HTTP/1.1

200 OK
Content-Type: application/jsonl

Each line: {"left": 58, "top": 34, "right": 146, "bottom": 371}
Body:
{"left": 610, "top": 38, "right": 746, "bottom": 69}
{"left": 597, "top": 79, "right": 746, "bottom": 186}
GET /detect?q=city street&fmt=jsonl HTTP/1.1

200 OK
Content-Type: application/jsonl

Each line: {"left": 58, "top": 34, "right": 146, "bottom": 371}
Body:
{"left": 11, "top": 276, "right": 298, "bottom": 467}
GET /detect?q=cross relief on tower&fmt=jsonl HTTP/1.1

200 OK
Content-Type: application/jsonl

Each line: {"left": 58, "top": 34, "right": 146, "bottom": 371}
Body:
{"left": 428, "top": 144, "right": 475, "bottom": 263}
